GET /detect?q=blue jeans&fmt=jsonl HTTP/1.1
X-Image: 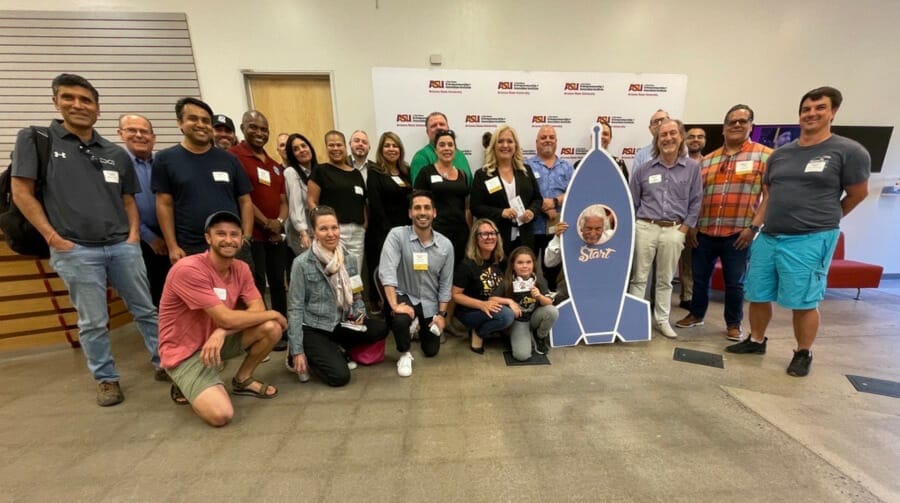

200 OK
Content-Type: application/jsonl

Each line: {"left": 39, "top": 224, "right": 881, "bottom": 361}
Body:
{"left": 690, "top": 232, "right": 749, "bottom": 326}
{"left": 49, "top": 241, "right": 160, "bottom": 382}
{"left": 456, "top": 306, "right": 516, "bottom": 337}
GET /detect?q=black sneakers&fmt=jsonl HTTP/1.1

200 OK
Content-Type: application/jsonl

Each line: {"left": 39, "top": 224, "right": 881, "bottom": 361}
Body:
{"left": 725, "top": 336, "right": 767, "bottom": 354}
{"left": 787, "top": 349, "right": 813, "bottom": 377}
{"left": 534, "top": 336, "right": 550, "bottom": 355}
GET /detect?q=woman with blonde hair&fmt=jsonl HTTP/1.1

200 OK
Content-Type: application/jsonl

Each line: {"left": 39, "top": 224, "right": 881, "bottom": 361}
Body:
{"left": 470, "top": 125, "right": 543, "bottom": 251}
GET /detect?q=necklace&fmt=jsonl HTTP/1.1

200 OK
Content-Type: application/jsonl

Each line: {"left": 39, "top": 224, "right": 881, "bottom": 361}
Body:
{"left": 437, "top": 164, "right": 453, "bottom": 179}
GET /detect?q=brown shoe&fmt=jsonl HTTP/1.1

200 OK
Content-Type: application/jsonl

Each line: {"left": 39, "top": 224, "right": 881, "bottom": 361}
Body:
{"left": 726, "top": 325, "right": 743, "bottom": 341}
{"left": 97, "top": 381, "right": 124, "bottom": 407}
{"left": 675, "top": 314, "right": 704, "bottom": 328}
{"left": 154, "top": 368, "right": 172, "bottom": 382}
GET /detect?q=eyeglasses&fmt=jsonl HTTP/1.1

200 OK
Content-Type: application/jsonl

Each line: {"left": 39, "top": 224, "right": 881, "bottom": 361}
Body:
{"left": 477, "top": 231, "right": 498, "bottom": 239}
{"left": 726, "top": 119, "right": 751, "bottom": 127}
{"left": 78, "top": 144, "right": 103, "bottom": 170}
{"left": 121, "top": 127, "right": 154, "bottom": 136}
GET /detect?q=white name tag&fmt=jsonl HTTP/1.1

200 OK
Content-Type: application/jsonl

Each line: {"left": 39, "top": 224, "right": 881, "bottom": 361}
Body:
{"left": 257, "top": 167, "right": 271, "bottom": 186}
{"left": 391, "top": 176, "right": 407, "bottom": 187}
{"left": 102, "top": 170, "right": 119, "bottom": 183}
{"left": 413, "top": 252, "right": 429, "bottom": 271}
{"left": 354, "top": 185, "right": 364, "bottom": 196}
{"left": 804, "top": 160, "right": 827, "bottom": 173}
{"left": 485, "top": 176, "right": 502, "bottom": 194}
{"left": 349, "top": 274, "right": 364, "bottom": 293}
{"left": 513, "top": 277, "right": 534, "bottom": 293}
{"left": 213, "top": 287, "right": 227, "bottom": 301}
{"left": 735, "top": 160, "right": 754, "bottom": 174}
{"left": 212, "top": 171, "right": 230, "bottom": 183}
{"left": 430, "top": 175, "right": 443, "bottom": 184}
{"left": 648, "top": 174, "right": 662, "bottom": 184}
{"left": 533, "top": 172, "right": 541, "bottom": 179}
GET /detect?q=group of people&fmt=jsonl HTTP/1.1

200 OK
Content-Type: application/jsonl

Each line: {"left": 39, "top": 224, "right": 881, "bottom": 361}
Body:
{"left": 8, "top": 73, "right": 869, "bottom": 427}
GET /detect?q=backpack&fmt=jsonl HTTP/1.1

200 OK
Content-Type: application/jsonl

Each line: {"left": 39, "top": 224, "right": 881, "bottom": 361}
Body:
{"left": 0, "top": 126, "right": 51, "bottom": 257}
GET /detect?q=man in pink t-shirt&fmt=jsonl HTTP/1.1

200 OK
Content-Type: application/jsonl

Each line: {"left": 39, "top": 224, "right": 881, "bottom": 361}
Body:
{"left": 159, "top": 211, "right": 287, "bottom": 426}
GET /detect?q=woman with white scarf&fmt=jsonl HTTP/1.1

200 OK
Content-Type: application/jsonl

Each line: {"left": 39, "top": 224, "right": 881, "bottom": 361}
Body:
{"left": 286, "top": 206, "right": 388, "bottom": 386}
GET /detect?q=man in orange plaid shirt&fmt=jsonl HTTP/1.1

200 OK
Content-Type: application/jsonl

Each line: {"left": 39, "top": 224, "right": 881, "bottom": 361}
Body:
{"left": 676, "top": 105, "right": 771, "bottom": 341}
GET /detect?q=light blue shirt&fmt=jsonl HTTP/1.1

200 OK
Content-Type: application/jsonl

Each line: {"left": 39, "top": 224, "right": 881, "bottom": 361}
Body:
{"left": 525, "top": 155, "right": 574, "bottom": 235}
{"left": 629, "top": 156, "right": 702, "bottom": 228}
{"left": 378, "top": 226, "right": 454, "bottom": 318}
{"left": 632, "top": 143, "right": 654, "bottom": 174}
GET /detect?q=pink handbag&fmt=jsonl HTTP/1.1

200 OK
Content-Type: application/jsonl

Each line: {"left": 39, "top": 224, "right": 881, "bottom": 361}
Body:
{"left": 348, "top": 338, "right": 386, "bottom": 365}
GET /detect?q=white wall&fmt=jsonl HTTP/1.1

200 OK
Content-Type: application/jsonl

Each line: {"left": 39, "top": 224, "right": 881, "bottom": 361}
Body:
{"left": 3, "top": 0, "right": 899, "bottom": 272}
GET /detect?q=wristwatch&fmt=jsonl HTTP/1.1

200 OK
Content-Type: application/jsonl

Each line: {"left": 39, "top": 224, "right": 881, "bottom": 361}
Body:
{"left": 749, "top": 224, "right": 760, "bottom": 233}
{"left": 436, "top": 310, "right": 448, "bottom": 318}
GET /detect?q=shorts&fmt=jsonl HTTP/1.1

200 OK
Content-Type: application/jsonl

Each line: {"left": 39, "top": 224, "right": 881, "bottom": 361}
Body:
{"left": 744, "top": 229, "right": 840, "bottom": 310}
{"left": 166, "top": 333, "right": 246, "bottom": 403}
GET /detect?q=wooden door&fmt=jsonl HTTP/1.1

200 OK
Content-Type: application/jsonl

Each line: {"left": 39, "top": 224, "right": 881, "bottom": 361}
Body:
{"left": 245, "top": 74, "right": 335, "bottom": 164}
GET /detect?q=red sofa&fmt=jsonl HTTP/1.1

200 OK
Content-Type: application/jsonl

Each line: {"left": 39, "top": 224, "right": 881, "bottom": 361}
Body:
{"left": 710, "top": 232, "right": 883, "bottom": 299}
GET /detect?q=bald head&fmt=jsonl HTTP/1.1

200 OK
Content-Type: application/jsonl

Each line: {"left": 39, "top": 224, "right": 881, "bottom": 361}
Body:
{"left": 117, "top": 114, "right": 155, "bottom": 159}
{"left": 535, "top": 125, "right": 558, "bottom": 160}
{"left": 240, "top": 110, "right": 270, "bottom": 151}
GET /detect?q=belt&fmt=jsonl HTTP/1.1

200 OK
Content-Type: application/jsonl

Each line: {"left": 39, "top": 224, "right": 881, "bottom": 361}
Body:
{"left": 638, "top": 218, "right": 682, "bottom": 227}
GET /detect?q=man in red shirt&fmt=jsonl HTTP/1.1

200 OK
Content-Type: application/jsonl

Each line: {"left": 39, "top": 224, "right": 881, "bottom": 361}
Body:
{"left": 228, "top": 111, "right": 289, "bottom": 351}
{"left": 159, "top": 211, "right": 286, "bottom": 426}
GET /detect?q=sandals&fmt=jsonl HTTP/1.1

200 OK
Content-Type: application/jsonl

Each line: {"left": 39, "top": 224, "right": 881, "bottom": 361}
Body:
{"left": 231, "top": 376, "right": 278, "bottom": 399}
{"left": 170, "top": 384, "right": 189, "bottom": 406}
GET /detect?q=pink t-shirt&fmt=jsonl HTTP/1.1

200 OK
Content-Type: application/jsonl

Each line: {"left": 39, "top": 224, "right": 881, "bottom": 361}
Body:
{"left": 158, "top": 251, "right": 261, "bottom": 368}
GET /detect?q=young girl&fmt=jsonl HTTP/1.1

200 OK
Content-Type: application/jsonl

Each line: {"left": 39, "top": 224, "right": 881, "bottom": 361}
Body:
{"left": 505, "top": 246, "right": 559, "bottom": 360}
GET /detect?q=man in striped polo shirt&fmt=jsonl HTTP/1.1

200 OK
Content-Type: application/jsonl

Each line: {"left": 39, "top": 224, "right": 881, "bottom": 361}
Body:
{"left": 676, "top": 104, "right": 771, "bottom": 341}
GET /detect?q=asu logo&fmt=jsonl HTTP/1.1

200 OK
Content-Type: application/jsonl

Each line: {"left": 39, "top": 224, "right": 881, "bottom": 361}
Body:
{"left": 628, "top": 83, "right": 643, "bottom": 92}
{"left": 564, "top": 82, "right": 579, "bottom": 91}
{"left": 465, "top": 115, "right": 480, "bottom": 123}
{"left": 596, "top": 116, "right": 610, "bottom": 124}
{"left": 429, "top": 80, "right": 444, "bottom": 89}
{"left": 497, "top": 81, "right": 513, "bottom": 90}
{"left": 395, "top": 114, "right": 411, "bottom": 123}
{"left": 560, "top": 147, "right": 575, "bottom": 155}
{"left": 622, "top": 147, "right": 637, "bottom": 156}
{"left": 531, "top": 116, "right": 547, "bottom": 124}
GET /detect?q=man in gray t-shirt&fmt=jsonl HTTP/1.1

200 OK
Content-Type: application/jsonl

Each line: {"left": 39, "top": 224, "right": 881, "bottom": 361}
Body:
{"left": 11, "top": 74, "right": 163, "bottom": 407}
{"left": 727, "top": 86, "right": 870, "bottom": 378}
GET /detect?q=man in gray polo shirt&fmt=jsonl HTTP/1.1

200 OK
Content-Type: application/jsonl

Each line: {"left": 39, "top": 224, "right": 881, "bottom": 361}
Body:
{"left": 379, "top": 190, "right": 454, "bottom": 377}
{"left": 11, "top": 73, "right": 162, "bottom": 407}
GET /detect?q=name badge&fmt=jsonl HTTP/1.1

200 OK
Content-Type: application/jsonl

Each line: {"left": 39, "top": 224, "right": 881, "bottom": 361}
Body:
{"left": 102, "top": 170, "right": 119, "bottom": 183}
{"left": 213, "top": 287, "right": 227, "bottom": 301}
{"left": 533, "top": 172, "right": 541, "bottom": 179}
{"left": 804, "top": 160, "right": 827, "bottom": 173}
{"left": 349, "top": 274, "right": 364, "bottom": 293}
{"left": 257, "top": 167, "right": 271, "bottom": 186}
{"left": 212, "top": 171, "right": 230, "bottom": 183}
{"left": 391, "top": 176, "right": 407, "bottom": 187}
{"left": 430, "top": 175, "right": 443, "bottom": 184}
{"left": 648, "top": 174, "right": 662, "bottom": 184}
{"left": 512, "top": 277, "right": 534, "bottom": 293}
{"left": 735, "top": 160, "right": 754, "bottom": 174}
{"left": 485, "top": 176, "right": 502, "bottom": 194}
{"left": 413, "top": 252, "right": 429, "bottom": 271}
{"left": 354, "top": 185, "right": 364, "bottom": 196}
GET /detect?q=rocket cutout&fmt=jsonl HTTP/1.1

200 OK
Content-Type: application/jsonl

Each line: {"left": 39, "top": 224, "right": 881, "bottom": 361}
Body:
{"left": 550, "top": 125, "right": 651, "bottom": 346}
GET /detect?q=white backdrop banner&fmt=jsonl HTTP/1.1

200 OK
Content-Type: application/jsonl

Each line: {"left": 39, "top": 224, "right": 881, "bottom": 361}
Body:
{"left": 372, "top": 67, "right": 688, "bottom": 171}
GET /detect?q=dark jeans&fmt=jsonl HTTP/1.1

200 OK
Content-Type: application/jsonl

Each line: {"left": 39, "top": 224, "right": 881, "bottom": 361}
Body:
{"left": 534, "top": 233, "right": 560, "bottom": 291}
{"left": 140, "top": 240, "right": 171, "bottom": 307}
{"left": 302, "top": 319, "right": 389, "bottom": 387}
{"left": 456, "top": 306, "right": 516, "bottom": 337}
{"left": 250, "top": 240, "right": 287, "bottom": 317}
{"left": 690, "top": 232, "right": 749, "bottom": 326}
{"left": 388, "top": 294, "right": 441, "bottom": 357}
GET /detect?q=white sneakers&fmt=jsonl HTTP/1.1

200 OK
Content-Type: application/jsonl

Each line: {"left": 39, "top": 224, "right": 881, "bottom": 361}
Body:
{"left": 656, "top": 321, "right": 678, "bottom": 339}
{"left": 284, "top": 355, "right": 311, "bottom": 383}
{"left": 397, "top": 352, "right": 414, "bottom": 377}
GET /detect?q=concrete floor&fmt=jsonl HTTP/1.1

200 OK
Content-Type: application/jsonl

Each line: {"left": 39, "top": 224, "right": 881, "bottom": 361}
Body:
{"left": 1, "top": 283, "right": 899, "bottom": 502}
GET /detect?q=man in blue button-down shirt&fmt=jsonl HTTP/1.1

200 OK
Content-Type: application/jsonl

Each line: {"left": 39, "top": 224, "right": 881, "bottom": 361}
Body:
{"left": 118, "top": 114, "right": 170, "bottom": 306}
{"left": 525, "top": 125, "right": 573, "bottom": 290}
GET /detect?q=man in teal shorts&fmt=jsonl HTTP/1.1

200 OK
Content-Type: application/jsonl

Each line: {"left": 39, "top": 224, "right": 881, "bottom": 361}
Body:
{"left": 726, "top": 87, "right": 870, "bottom": 377}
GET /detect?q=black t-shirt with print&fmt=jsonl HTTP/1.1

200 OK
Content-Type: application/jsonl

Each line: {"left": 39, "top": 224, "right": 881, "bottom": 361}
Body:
{"left": 453, "top": 258, "right": 504, "bottom": 314}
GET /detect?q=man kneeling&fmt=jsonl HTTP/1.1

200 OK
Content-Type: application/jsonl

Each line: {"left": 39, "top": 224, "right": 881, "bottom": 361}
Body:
{"left": 158, "top": 211, "right": 286, "bottom": 426}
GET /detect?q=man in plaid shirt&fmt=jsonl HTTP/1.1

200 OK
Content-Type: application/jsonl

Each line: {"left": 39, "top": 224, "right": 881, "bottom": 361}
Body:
{"left": 676, "top": 105, "right": 771, "bottom": 341}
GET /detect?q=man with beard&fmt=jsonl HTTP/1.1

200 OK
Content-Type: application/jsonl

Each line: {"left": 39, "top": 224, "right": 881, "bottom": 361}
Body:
{"left": 349, "top": 130, "right": 377, "bottom": 183}
{"left": 212, "top": 114, "right": 238, "bottom": 149}
{"left": 677, "top": 127, "right": 708, "bottom": 310}
{"left": 159, "top": 211, "right": 284, "bottom": 425}
{"left": 379, "top": 191, "right": 454, "bottom": 377}
{"left": 228, "top": 110, "right": 289, "bottom": 351}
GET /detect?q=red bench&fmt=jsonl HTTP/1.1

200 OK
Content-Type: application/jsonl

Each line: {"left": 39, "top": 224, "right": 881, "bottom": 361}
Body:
{"left": 710, "top": 232, "right": 883, "bottom": 299}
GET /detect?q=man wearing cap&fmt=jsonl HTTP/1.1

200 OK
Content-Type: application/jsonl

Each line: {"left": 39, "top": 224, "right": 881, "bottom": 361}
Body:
{"left": 409, "top": 112, "right": 472, "bottom": 185}
{"left": 212, "top": 114, "right": 238, "bottom": 150}
{"left": 153, "top": 97, "right": 254, "bottom": 264}
{"left": 229, "top": 110, "right": 289, "bottom": 351}
{"left": 159, "top": 210, "right": 285, "bottom": 426}
{"left": 11, "top": 73, "right": 163, "bottom": 406}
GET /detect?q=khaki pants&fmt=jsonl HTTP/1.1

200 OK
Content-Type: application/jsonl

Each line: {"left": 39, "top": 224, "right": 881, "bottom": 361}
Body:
{"left": 628, "top": 220, "right": 685, "bottom": 324}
